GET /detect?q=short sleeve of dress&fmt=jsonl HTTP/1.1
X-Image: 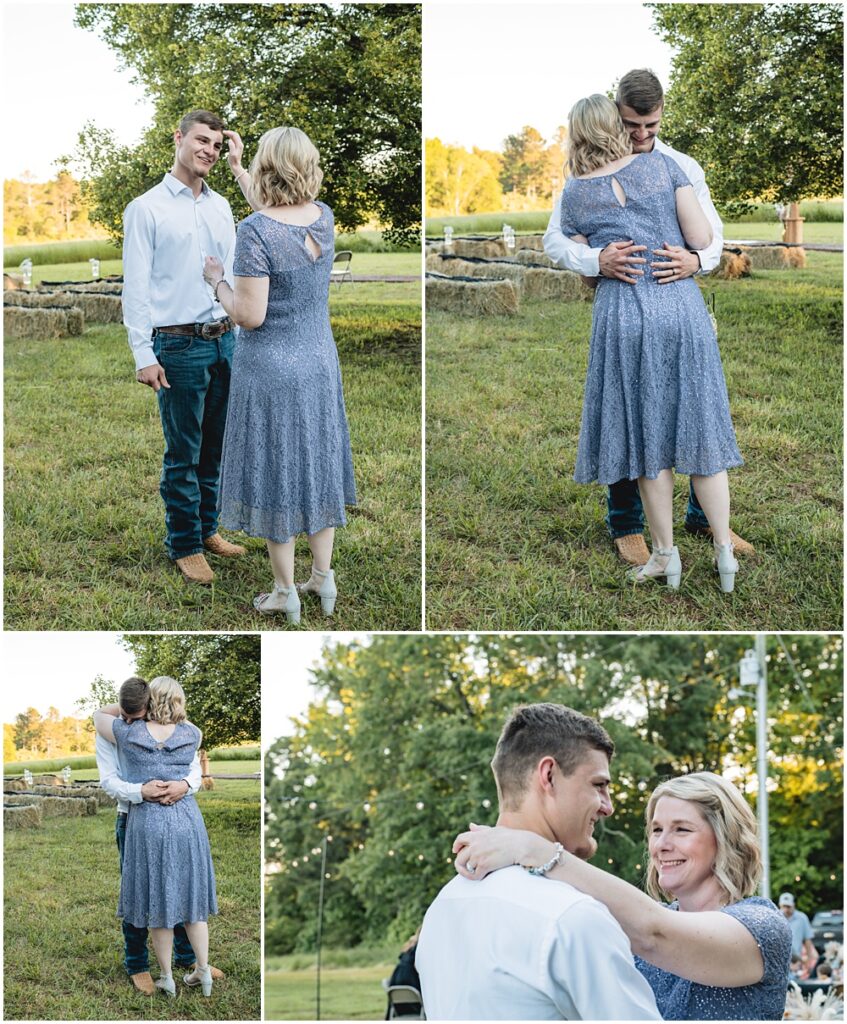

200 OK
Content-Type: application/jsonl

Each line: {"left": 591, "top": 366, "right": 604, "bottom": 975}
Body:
{"left": 661, "top": 153, "right": 693, "bottom": 190}
{"left": 722, "top": 897, "right": 792, "bottom": 987}
{"left": 234, "top": 217, "right": 271, "bottom": 278}
{"left": 559, "top": 186, "right": 580, "bottom": 237}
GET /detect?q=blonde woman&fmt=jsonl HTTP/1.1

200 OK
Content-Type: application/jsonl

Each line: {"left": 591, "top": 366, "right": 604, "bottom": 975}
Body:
{"left": 561, "top": 95, "right": 742, "bottom": 592}
{"left": 95, "top": 677, "right": 217, "bottom": 997}
{"left": 453, "top": 772, "right": 791, "bottom": 1019}
{"left": 204, "top": 126, "right": 357, "bottom": 622}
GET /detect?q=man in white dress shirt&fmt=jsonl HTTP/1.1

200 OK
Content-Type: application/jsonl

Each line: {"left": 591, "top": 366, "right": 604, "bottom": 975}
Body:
{"left": 96, "top": 675, "right": 217, "bottom": 994}
{"left": 416, "top": 703, "right": 661, "bottom": 1020}
{"left": 543, "top": 69, "right": 753, "bottom": 567}
{"left": 122, "top": 110, "right": 250, "bottom": 585}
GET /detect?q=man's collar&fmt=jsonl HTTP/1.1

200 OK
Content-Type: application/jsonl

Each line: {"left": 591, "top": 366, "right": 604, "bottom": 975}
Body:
{"left": 163, "top": 171, "right": 211, "bottom": 198}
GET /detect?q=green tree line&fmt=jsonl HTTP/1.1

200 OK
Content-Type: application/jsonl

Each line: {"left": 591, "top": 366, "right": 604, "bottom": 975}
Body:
{"left": 265, "top": 634, "right": 843, "bottom": 954}
{"left": 4, "top": 168, "right": 100, "bottom": 245}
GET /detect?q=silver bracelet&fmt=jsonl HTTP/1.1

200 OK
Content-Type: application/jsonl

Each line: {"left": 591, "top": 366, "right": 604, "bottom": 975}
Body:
{"left": 525, "top": 842, "right": 565, "bottom": 876}
{"left": 213, "top": 279, "right": 226, "bottom": 302}
{"left": 235, "top": 169, "right": 248, "bottom": 182}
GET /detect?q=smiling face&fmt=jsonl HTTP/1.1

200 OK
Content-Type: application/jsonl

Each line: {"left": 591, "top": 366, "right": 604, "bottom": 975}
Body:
{"left": 649, "top": 795, "right": 719, "bottom": 900}
{"left": 618, "top": 103, "right": 663, "bottom": 153}
{"left": 549, "top": 747, "right": 613, "bottom": 860}
{"left": 174, "top": 121, "right": 223, "bottom": 180}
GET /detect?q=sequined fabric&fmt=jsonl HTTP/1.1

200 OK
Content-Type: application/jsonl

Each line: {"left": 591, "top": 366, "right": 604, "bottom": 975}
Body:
{"left": 113, "top": 719, "right": 217, "bottom": 929}
{"left": 218, "top": 202, "right": 357, "bottom": 543}
{"left": 634, "top": 896, "right": 792, "bottom": 1019}
{"left": 560, "top": 151, "right": 743, "bottom": 484}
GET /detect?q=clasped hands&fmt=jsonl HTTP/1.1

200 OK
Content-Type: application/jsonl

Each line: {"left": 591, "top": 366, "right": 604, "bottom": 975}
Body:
{"left": 452, "top": 823, "right": 558, "bottom": 880}
{"left": 599, "top": 239, "right": 700, "bottom": 285}
{"left": 203, "top": 255, "right": 225, "bottom": 290}
{"left": 141, "top": 779, "right": 189, "bottom": 805}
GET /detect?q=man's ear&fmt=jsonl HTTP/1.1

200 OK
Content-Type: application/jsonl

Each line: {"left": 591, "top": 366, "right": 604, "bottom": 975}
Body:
{"left": 536, "top": 756, "right": 558, "bottom": 795}
{"left": 173, "top": 130, "right": 182, "bottom": 148}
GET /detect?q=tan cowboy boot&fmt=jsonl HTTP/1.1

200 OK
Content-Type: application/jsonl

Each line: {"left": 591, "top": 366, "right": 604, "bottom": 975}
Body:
{"left": 129, "top": 971, "right": 155, "bottom": 995}
{"left": 684, "top": 523, "right": 755, "bottom": 556}
{"left": 203, "top": 533, "right": 246, "bottom": 557}
{"left": 183, "top": 963, "right": 226, "bottom": 983}
{"left": 175, "top": 553, "right": 215, "bottom": 584}
{"left": 613, "top": 534, "right": 650, "bottom": 566}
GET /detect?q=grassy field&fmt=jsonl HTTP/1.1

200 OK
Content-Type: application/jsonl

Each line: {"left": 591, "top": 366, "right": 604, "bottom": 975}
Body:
{"left": 3, "top": 759, "right": 261, "bottom": 1021}
{"left": 426, "top": 251, "right": 843, "bottom": 630}
{"left": 426, "top": 214, "right": 843, "bottom": 245}
{"left": 5, "top": 260, "right": 421, "bottom": 631}
{"left": 5, "top": 746, "right": 260, "bottom": 775}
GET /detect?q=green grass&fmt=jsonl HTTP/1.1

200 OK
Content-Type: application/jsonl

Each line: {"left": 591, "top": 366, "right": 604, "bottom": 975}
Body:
{"left": 265, "top": 964, "right": 389, "bottom": 1021}
{"left": 426, "top": 212, "right": 844, "bottom": 244}
{"left": 426, "top": 251, "right": 842, "bottom": 630}
{"left": 4, "top": 762, "right": 261, "bottom": 1020}
{"left": 5, "top": 746, "right": 260, "bottom": 775}
{"left": 5, "top": 267, "right": 421, "bottom": 631}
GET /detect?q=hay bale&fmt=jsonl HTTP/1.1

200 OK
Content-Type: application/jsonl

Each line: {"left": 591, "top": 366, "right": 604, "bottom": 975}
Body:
{"left": 515, "top": 249, "right": 556, "bottom": 269}
{"left": 3, "top": 778, "right": 29, "bottom": 791}
{"left": 429, "top": 255, "right": 527, "bottom": 284}
{"left": 5, "top": 306, "right": 71, "bottom": 339}
{"left": 521, "top": 267, "right": 592, "bottom": 301}
{"left": 784, "top": 246, "right": 806, "bottom": 269}
{"left": 4, "top": 803, "right": 43, "bottom": 829}
{"left": 513, "top": 233, "right": 545, "bottom": 251}
{"left": 713, "top": 250, "right": 751, "bottom": 280}
{"left": 29, "top": 795, "right": 98, "bottom": 817}
{"left": 741, "top": 245, "right": 791, "bottom": 270}
{"left": 4, "top": 273, "right": 25, "bottom": 291}
{"left": 39, "top": 281, "right": 123, "bottom": 296}
{"left": 451, "top": 238, "right": 510, "bottom": 259}
{"left": 7, "top": 289, "right": 120, "bottom": 322}
{"left": 425, "top": 242, "right": 446, "bottom": 256}
{"left": 32, "top": 773, "right": 69, "bottom": 787}
{"left": 426, "top": 274, "right": 520, "bottom": 315}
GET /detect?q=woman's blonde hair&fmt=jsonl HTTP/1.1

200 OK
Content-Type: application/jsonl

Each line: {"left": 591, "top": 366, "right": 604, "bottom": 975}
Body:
{"left": 645, "top": 771, "right": 762, "bottom": 904}
{"left": 567, "top": 94, "right": 633, "bottom": 177}
{"left": 248, "top": 126, "right": 323, "bottom": 207}
{"left": 147, "top": 676, "right": 187, "bottom": 725}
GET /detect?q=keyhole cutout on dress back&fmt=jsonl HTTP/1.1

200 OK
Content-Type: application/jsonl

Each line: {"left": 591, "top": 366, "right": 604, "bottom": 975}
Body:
{"left": 611, "top": 177, "right": 627, "bottom": 208}
{"left": 304, "top": 231, "right": 321, "bottom": 261}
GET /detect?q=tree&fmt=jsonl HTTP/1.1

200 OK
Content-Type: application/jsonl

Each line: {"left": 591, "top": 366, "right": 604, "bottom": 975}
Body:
{"left": 425, "top": 139, "right": 503, "bottom": 216}
{"left": 73, "top": 3, "right": 421, "bottom": 244}
{"left": 14, "top": 708, "right": 44, "bottom": 755}
{"left": 265, "top": 634, "right": 842, "bottom": 953}
{"left": 75, "top": 674, "right": 119, "bottom": 719}
{"left": 120, "top": 634, "right": 260, "bottom": 750}
{"left": 4, "top": 724, "right": 17, "bottom": 764}
{"left": 648, "top": 3, "right": 843, "bottom": 212}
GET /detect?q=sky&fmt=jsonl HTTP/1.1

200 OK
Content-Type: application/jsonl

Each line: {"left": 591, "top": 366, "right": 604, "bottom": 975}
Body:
{"left": 424, "top": 2, "right": 674, "bottom": 150}
{"left": 2, "top": 2, "right": 155, "bottom": 181}
{"left": 2, "top": 633, "right": 137, "bottom": 721}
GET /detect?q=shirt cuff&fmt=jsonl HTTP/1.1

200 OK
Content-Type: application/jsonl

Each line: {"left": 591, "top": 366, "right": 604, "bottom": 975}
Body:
{"left": 133, "top": 344, "right": 158, "bottom": 372}
{"left": 127, "top": 783, "right": 144, "bottom": 805}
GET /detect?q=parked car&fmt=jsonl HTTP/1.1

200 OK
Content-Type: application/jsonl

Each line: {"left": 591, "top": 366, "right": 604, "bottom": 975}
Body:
{"left": 811, "top": 910, "right": 844, "bottom": 954}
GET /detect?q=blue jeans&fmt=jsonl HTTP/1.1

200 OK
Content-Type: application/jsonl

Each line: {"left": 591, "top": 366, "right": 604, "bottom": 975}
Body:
{"left": 606, "top": 479, "right": 709, "bottom": 539}
{"left": 115, "top": 812, "right": 196, "bottom": 974}
{"left": 153, "top": 329, "right": 235, "bottom": 560}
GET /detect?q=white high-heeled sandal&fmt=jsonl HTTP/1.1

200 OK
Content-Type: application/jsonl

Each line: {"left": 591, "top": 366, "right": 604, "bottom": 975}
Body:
{"left": 629, "top": 546, "right": 682, "bottom": 590}
{"left": 183, "top": 964, "right": 213, "bottom": 997}
{"left": 714, "top": 542, "right": 738, "bottom": 593}
{"left": 297, "top": 567, "right": 337, "bottom": 616}
{"left": 155, "top": 974, "right": 176, "bottom": 997}
{"left": 253, "top": 583, "right": 301, "bottom": 623}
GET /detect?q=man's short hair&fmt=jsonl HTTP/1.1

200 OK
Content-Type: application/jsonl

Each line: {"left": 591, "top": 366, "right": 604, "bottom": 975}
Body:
{"left": 616, "top": 69, "right": 664, "bottom": 114}
{"left": 491, "top": 703, "right": 614, "bottom": 811}
{"left": 178, "top": 109, "right": 225, "bottom": 137}
{"left": 118, "top": 676, "right": 149, "bottom": 716}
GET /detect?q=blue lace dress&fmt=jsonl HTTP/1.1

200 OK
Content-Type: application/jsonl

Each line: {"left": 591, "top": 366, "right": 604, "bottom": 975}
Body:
{"left": 112, "top": 718, "right": 217, "bottom": 929}
{"left": 634, "top": 897, "right": 792, "bottom": 1019}
{"left": 218, "top": 202, "right": 357, "bottom": 542}
{"left": 560, "top": 150, "right": 743, "bottom": 484}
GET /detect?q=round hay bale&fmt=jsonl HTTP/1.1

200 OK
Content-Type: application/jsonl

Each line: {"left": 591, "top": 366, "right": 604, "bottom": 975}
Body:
{"left": 426, "top": 274, "right": 520, "bottom": 315}
{"left": 4, "top": 803, "right": 43, "bottom": 828}
{"left": 713, "top": 251, "right": 751, "bottom": 280}
{"left": 515, "top": 249, "right": 556, "bottom": 269}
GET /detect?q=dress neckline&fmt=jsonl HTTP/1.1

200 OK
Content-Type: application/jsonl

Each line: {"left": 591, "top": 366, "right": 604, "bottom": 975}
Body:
{"left": 574, "top": 153, "right": 645, "bottom": 181}
{"left": 256, "top": 202, "right": 324, "bottom": 229}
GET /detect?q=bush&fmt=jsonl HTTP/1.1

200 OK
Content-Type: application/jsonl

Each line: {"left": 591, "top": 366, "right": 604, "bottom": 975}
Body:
{"left": 335, "top": 230, "right": 419, "bottom": 253}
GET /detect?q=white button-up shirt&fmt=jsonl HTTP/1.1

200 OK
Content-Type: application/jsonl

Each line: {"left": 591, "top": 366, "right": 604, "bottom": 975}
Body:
{"left": 95, "top": 729, "right": 202, "bottom": 814}
{"left": 417, "top": 867, "right": 662, "bottom": 1020}
{"left": 544, "top": 137, "right": 724, "bottom": 277}
{"left": 122, "top": 172, "right": 236, "bottom": 371}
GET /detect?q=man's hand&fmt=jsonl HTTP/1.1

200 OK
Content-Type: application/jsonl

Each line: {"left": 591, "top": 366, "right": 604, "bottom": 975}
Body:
{"left": 651, "top": 242, "right": 700, "bottom": 284}
{"left": 599, "top": 240, "right": 647, "bottom": 284}
{"left": 136, "top": 362, "right": 170, "bottom": 392}
{"left": 141, "top": 780, "right": 168, "bottom": 802}
{"left": 158, "top": 780, "right": 191, "bottom": 806}
{"left": 223, "top": 129, "right": 245, "bottom": 175}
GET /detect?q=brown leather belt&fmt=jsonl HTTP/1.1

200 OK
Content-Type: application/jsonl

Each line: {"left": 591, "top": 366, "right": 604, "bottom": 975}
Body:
{"left": 153, "top": 317, "right": 234, "bottom": 339}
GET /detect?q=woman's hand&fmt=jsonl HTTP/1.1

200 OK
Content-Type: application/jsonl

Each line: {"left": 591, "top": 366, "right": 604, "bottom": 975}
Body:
{"left": 452, "top": 823, "right": 557, "bottom": 880}
{"left": 204, "top": 256, "right": 224, "bottom": 288}
{"left": 223, "top": 129, "right": 245, "bottom": 175}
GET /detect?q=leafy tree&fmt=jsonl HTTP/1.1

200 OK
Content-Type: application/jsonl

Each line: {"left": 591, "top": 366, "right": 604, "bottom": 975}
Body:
{"left": 499, "top": 126, "right": 562, "bottom": 201}
{"left": 120, "top": 634, "right": 260, "bottom": 750}
{"left": 73, "top": 3, "right": 421, "bottom": 244}
{"left": 75, "top": 674, "right": 119, "bottom": 720}
{"left": 13, "top": 708, "right": 45, "bottom": 755}
{"left": 265, "top": 634, "right": 842, "bottom": 953}
{"left": 648, "top": 3, "right": 843, "bottom": 212}
{"left": 425, "top": 139, "right": 504, "bottom": 216}
{"left": 4, "top": 724, "right": 16, "bottom": 764}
